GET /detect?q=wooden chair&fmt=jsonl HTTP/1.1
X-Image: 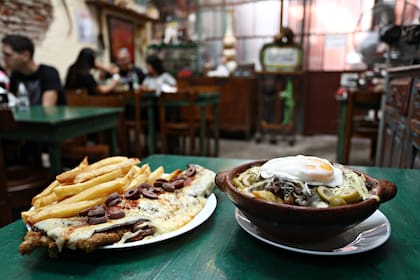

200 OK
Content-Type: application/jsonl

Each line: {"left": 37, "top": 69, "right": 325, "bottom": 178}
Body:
{"left": 177, "top": 85, "right": 221, "bottom": 156}
{"left": 113, "top": 90, "right": 144, "bottom": 158}
{"left": 64, "top": 90, "right": 127, "bottom": 165}
{"left": 342, "top": 90, "right": 383, "bottom": 165}
{"left": 159, "top": 90, "right": 201, "bottom": 155}
{"left": 0, "top": 107, "right": 52, "bottom": 226}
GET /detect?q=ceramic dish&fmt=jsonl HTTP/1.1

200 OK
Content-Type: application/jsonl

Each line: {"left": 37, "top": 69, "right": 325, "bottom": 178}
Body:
{"left": 236, "top": 208, "right": 391, "bottom": 256}
{"left": 216, "top": 159, "right": 397, "bottom": 242}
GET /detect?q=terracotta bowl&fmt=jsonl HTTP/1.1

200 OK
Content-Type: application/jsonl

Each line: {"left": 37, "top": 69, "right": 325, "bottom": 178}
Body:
{"left": 215, "top": 160, "right": 397, "bottom": 242}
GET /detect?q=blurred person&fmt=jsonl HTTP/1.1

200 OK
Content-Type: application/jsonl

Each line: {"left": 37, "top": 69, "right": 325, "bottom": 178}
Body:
{"left": 104, "top": 48, "right": 145, "bottom": 90}
{"left": 142, "top": 54, "right": 176, "bottom": 95}
{"left": 65, "top": 48, "right": 120, "bottom": 95}
{"left": 0, "top": 64, "right": 10, "bottom": 90}
{"left": 1, "top": 34, "right": 65, "bottom": 105}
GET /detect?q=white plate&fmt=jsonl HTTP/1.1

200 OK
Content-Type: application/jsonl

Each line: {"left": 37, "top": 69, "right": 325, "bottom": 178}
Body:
{"left": 235, "top": 208, "right": 391, "bottom": 256}
{"left": 99, "top": 193, "right": 217, "bottom": 249}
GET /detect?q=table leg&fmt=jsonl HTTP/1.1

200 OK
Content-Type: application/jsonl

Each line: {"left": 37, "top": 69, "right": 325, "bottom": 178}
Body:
{"left": 48, "top": 142, "right": 62, "bottom": 176}
{"left": 147, "top": 105, "right": 155, "bottom": 154}
{"left": 214, "top": 102, "right": 220, "bottom": 156}
{"left": 200, "top": 107, "right": 207, "bottom": 156}
{"left": 105, "top": 127, "right": 118, "bottom": 155}
{"left": 336, "top": 101, "right": 347, "bottom": 163}
{"left": 134, "top": 95, "right": 141, "bottom": 157}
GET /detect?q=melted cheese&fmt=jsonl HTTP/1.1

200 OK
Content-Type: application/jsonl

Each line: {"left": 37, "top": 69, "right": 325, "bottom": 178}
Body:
{"left": 32, "top": 165, "right": 215, "bottom": 251}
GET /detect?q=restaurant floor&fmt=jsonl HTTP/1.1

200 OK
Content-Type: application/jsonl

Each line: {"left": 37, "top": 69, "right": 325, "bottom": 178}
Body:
{"left": 218, "top": 134, "right": 373, "bottom": 166}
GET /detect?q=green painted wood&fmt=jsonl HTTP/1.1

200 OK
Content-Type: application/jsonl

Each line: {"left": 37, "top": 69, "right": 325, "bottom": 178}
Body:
{"left": 0, "top": 106, "right": 122, "bottom": 175}
{"left": 0, "top": 155, "right": 419, "bottom": 279}
{"left": 11, "top": 105, "right": 122, "bottom": 123}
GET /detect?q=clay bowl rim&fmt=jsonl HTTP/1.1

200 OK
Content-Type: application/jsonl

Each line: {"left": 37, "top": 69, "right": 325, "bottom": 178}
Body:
{"left": 215, "top": 159, "right": 397, "bottom": 215}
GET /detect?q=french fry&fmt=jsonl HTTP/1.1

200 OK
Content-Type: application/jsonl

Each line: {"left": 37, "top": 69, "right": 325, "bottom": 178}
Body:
{"left": 124, "top": 165, "right": 140, "bottom": 180}
{"left": 33, "top": 192, "right": 58, "bottom": 209}
{"left": 139, "top": 164, "right": 149, "bottom": 173}
{"left": 125, "top": 173, "right": 148, "bottom": 191}
{"left": 143, "top": 164, "right": 151, "bottom": 176}
{"left": 60, "top": 178, "right": 127, "bottom": 205}
{"left": 74, "top": 158, "right": 140, "bottom": 183}
{"left": 146, "top": 166, "right": 164, "bottom": 185}
{"left": 54, "top": 169, "right": 122, "bottom": 201}
{"left": 86, "top": 156, "right": 129, "bottom": 170}
{"left": 56, "top": 157, "right": 88, "bottom": 184}
{"left": 31, "top": 180, "right": 60, "bottom": 205}
{"left": 27, "top": 198, "right": 103, "bottom": 225}
{"left": 21, "top": 211, "right": 31, "bottom": 224}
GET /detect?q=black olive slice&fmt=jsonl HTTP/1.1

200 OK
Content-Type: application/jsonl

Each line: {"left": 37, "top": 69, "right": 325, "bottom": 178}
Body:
{"left": 108, "top": 208, "right": 125, "bottom": 219}
{"left": 88, "top": 216, "right": 108, "bottom": 225}
{"left": 88, "top": 206, "right": 106, "bottom": 217}
{"left": 162, "top": 182, "right": 175, "bottom": 192}
{"left": 185, "top": 166, "right": 196, "bottom": 177}
{"left": 105, "top": 192, "right": 121, "bottom": 205}
{"left": 107, "top": 197, "right": 122, "bottom": 207}
{"left": 125, "top": 187, "right": 140, "bottom": 200}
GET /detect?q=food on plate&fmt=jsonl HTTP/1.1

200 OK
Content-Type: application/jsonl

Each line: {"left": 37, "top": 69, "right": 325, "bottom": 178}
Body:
{"left": 19, "top": 156, "right": 215, "bottom": 257}
{"left": 232, "top": 155, "right": 379, "bottom": 208}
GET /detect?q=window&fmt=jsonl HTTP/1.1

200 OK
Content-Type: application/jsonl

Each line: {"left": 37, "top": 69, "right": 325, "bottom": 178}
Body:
{"left": 192, "top": 0, "right": 420, "bottom": 71}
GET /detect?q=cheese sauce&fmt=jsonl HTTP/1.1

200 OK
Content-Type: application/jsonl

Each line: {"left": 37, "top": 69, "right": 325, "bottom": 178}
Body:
{"left": 32, "top": 165, "right": 215, "bottom": 251}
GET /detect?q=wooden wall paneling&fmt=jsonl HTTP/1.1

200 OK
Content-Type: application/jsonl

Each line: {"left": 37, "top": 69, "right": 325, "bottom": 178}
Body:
{"left": 303, "top": 72, "right": 341, "bottom": 134}
{"left": 177, "top": 77, "right": 257, "bottom": 138}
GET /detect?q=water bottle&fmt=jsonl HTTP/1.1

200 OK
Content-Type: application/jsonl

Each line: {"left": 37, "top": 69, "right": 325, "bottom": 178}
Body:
{"left": 17, "top": 82, "right": 30, "bottom": 109}
{"left": 131, "top": 72, "right": 139, "bottom": 90}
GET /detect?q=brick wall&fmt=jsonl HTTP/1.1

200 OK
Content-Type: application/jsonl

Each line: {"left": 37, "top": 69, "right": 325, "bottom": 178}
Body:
{"left": 0, "top": 0, "right": 53, "bottom": 44}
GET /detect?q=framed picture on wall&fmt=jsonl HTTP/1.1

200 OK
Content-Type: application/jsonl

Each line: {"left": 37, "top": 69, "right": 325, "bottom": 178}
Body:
{"left": 107, "top": 15, "right": 135, "bottom": 63}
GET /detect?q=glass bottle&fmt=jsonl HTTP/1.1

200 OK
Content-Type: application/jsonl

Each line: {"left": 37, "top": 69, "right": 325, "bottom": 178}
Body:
{"left": 17, "top": 82, "right": 30, "bottom": 109}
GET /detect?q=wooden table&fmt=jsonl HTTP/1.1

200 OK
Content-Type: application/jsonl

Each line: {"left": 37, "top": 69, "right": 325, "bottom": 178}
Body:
{"left": 126, "top": 91, "right": 220, "bottom": 156}
{"left": 0, "top": 106, "right": 122, "bottom": 175}
{"left": 0, "top": 154, "right": 418, "bottom": 279}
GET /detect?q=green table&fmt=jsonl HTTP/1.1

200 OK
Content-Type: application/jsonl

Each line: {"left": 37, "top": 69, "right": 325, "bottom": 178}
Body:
{"left": 0, "top": 155, "right": 418, "bottom": 279}
{"left": 135, "top": 92, "right": 220, "bottom": 156}
{"left": 0, "top": 106, "right": 122, "bottom": 175}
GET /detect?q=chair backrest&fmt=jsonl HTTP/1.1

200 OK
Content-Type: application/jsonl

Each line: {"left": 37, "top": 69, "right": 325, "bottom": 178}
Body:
{"left": 342, "top": 90, "right": 383, "bottom": 165}
{"left": 65, "top": 90, "right": 127, "bottom": 155}
{"left": 0, "top": 107, "right": 52, "bottom": 226}
{"left": 0, "top": 108, "right": 15, "bottom": 205}
{"left": 159, "top": 90, "right": 199, "bottom": 117}
{"left": 0, "top": 111, "right": 10, "bottom": 225}
{"left": 65, "top": 90, "right": 125, "bottom": 108}
{"left": 0, "top": 107, "right": 15, "bottom": 130}
{"left": 159, "top": 90, "right": 200, "bottom": 154}
{"left": 176, "top": 85, "right": 221, "bottom": 120}
{"left": 347, "top": 90, "right": 382, "bottom": 123}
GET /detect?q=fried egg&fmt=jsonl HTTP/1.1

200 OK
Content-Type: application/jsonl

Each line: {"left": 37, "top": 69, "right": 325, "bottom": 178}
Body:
{"left": 260, "top": 155, "right": 343, "bottom": 187}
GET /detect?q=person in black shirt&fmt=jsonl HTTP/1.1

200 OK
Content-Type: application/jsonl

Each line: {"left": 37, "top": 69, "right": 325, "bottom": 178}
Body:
{"left": 1, "top": 34, "right": 65, "bottom": 105}
{"left": 114, "top": 48, "right": 145, "bottom": 89}
{"left": 102, "top": 48, "right": 145, "bottom": 90}
{"left": 65, "top": 48, "right": 119, "bottom": 95}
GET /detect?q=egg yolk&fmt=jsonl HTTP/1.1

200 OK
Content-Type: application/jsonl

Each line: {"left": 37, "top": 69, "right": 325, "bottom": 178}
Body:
{"left": 260, "top": 155, "right": 343, "bottom": 186}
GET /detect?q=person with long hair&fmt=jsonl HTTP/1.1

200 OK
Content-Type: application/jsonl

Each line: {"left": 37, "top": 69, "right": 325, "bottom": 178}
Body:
{"left": 65, "top": 48, "right": 119, "bottom": 95}
{"left": 141, "top": 54, "right": 176, "bottom": 95}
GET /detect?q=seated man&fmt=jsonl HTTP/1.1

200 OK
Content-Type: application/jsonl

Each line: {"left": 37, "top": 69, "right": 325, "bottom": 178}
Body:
{"left": 105, "top": 48, "right": 145, "bottom": 90}
{"left": 1, "top": 34, "right": 65, "bottom": 106}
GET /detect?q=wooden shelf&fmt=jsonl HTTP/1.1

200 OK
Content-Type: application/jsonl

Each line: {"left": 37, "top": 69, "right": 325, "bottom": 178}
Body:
{"left": 256, "top": 70, "right": 305, "bottom": 76}
{"left": 85, "top": 0, "right": 157, "bottom": 22}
